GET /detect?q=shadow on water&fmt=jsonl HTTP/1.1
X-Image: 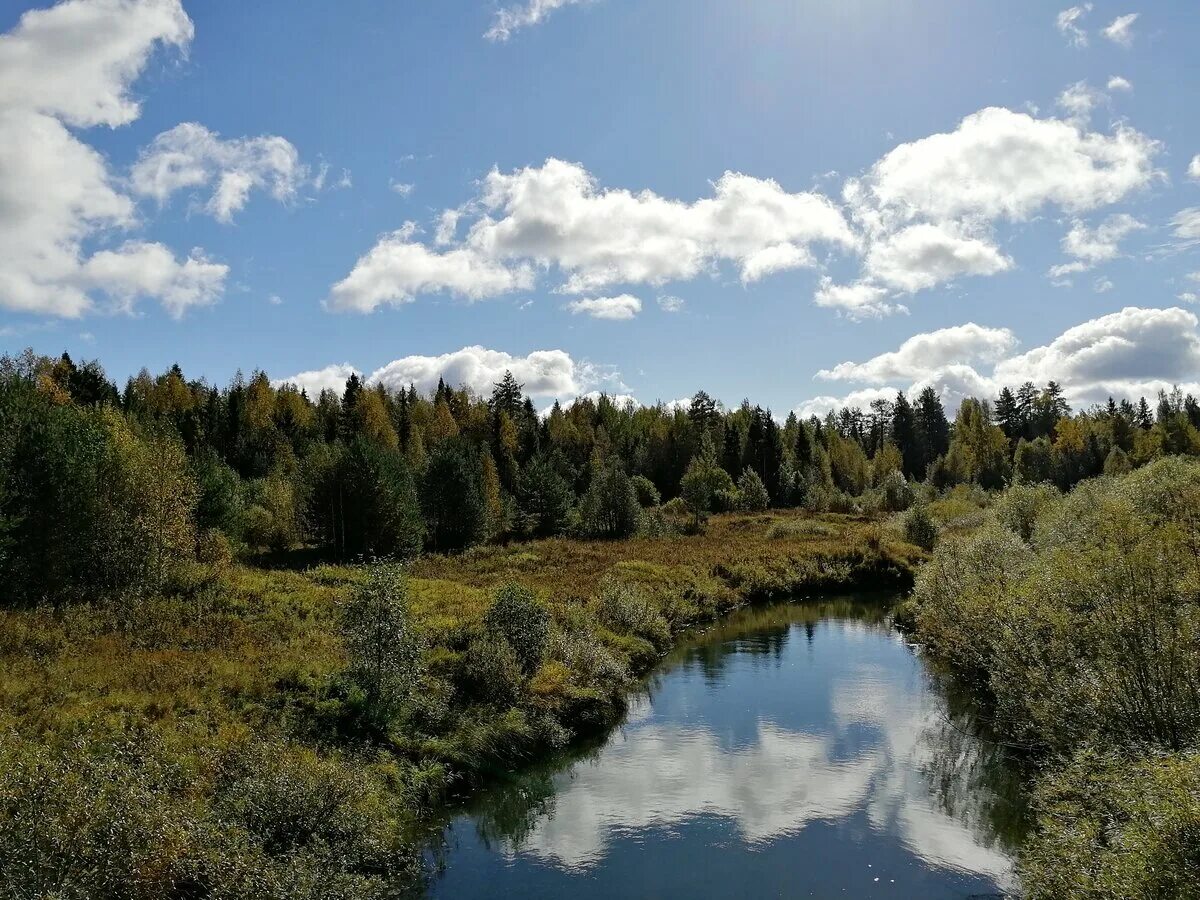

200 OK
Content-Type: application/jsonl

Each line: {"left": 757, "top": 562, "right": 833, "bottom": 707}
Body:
{"left": 423, "top": 592, "right": 1031, "bottom": 899}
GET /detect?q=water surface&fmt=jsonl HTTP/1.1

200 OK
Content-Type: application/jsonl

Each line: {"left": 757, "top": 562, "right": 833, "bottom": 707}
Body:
{"left": 427, "top": 595, "right": 1027, "bottom": 898}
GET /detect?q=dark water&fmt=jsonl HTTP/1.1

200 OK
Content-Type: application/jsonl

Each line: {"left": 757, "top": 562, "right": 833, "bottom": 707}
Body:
{"left": 426, "top": 595, "right": 1028, "bottom": 899}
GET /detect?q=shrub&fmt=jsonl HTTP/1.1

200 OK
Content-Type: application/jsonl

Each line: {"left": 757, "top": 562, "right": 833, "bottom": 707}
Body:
{"left": 737, "top": 468, "right": 770, "bottom": 511}
{"left": 460, "top": 636, "right": 525, "bottom": 706}
{"left": 483, "top": 583, "right": 551, "bottom": 677}
{"left": 340, "top": 564, "right": 423, "bottom": 729}
{"left": 630, "top": 474, "right": 661, "bottom": 508}
{"left": 992, "top": 482, "right": 1059, "bottom": 543}
{"left": 1021, "top": 750, "right": 1200, "bottom": 900}
{"left": 879, "top": 470, "right": 915, "bottom": 512}
{"left": 595, "top": 579, "right": 670, "bottom": 647}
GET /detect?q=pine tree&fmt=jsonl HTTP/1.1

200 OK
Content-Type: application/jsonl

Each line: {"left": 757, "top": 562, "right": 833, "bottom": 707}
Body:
{"left": 891, "top": 391, "right": 920, "bottom": 478}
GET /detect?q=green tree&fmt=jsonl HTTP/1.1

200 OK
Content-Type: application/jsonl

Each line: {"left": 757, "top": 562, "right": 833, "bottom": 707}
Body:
{"left": 737, "top": 468, "right": 770, "bottom": 511}
{"left": 580, "top": 461, "right": 642, "bottom": 538}
{"left": 341, "top": 564, "right": 423, "bottom": 728}
{"left": 422, "top": 440, "right": 487, "bottom": 550}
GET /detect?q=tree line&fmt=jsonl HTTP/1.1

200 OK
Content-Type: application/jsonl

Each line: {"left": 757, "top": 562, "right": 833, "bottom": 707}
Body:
{"left": 3, "top": 347, "right": 1200, "bottom": 606}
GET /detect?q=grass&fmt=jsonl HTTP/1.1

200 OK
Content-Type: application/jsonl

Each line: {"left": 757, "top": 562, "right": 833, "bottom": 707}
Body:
{"left": 0, "top": 509, "right": 921, "bottom": 897}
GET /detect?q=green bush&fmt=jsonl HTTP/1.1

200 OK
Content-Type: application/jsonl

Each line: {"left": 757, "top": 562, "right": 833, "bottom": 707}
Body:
{"left": 483, "top": 583, "right": 551, "bottom": 677}
{"left": 595, "top": 579, "right": 670, "bottom": 647}
{"left": 460, "top": 636, "right": 525, "bottom": 706}
{"left": 630, "top": 474, "right": 661, "bottom": 508}
{"left": 902, "top": 504, "right": 938, "bottom": 550}
{"left": 1021, "top": 750, "right": 1200, "bottom": 900}
{"left": 737, "top": 468, "right": 770, "bottom": 511}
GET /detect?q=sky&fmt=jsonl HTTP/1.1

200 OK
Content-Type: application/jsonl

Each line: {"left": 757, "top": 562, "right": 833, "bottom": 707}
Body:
{"left": 1, "top": 0, "right": 1199, "bottom": 417}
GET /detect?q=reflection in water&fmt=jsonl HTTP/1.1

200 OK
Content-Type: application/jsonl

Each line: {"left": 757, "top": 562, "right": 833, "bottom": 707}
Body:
{"left": 428, "top": 596, "right": 1027, "bottom": 899}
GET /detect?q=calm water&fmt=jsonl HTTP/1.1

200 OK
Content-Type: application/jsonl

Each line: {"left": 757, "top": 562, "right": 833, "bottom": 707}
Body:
{"left": 426, "top": 595, "right": 1028, "bottom": 899}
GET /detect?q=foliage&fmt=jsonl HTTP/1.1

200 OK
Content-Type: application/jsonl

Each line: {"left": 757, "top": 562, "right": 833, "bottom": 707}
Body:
{"left": 579, "top": 462, "right": 642, "bottom": 538}
{"left": 902, "top": 504, "right": 938, "bottom": 551}
{"left": 482, "top": 583, "right": 551, "bottom": 677}
{"left": 341, "top": 564, "right": 423, "bottom": 728}
{"left": 737, "top": 468, "right": 770, "bottom": 511}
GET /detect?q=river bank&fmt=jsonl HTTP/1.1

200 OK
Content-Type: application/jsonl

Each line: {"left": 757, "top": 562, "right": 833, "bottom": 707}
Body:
{"left": 0, "top": 509, "right": 922, "bottom": 899}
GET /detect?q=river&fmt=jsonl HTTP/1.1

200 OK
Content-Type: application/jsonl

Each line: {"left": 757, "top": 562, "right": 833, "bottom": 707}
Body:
{"left": 425, "top": 593, "right": 1028, "bottom": 898}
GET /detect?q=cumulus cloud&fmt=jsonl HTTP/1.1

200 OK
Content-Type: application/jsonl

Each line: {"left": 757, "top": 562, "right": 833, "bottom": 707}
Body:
{"left": 1189, "top": 155, "right": 1200, "bottom": 181}
{"left": 813, "top": 278, "right": 902, "bottom": 319}
{"left": 272, "top": 363, "right": 360, "bottom": 397}
{"left": 1102, "top": 13, "right": 1139, "bottom": 47}
{"left": 130, "top": 122, "right": 308, "bottom": 222}
{"left": 835, "top": 106, "right": 1160, "bottom": 314}
{"left": 863, "top": 223, "right": 1012, "bottom": 293}
{"left": 801, "top": 307, "right": 1200, "bottom": 416}
{"left": 0, "top": 0, "right": 233, "bottom": 317}
{"left": 1056, "top": 4, "right": 1092, "bottom": 47}
{"left": 816, "top": 324, "right": 1017, "bottom": 383}
{"left": 80, "top": 241, "right": 227, "bottom": 318}
{"left": 1057, "top": 81, "right": 1107, "bottom": 124}
{"left": 566, "top": 294, "right": 642, "bottom": 320}
{"left": 327, "top": 223, "right": 535, "bottom": 312}
{"left": 369, "top": 346, "right": 585, "bottom": 401}
{"left": 330, "top": 158, "right": 854, "bottom": 311}
{"left": 1048, "top": 212, "right": 1145, "bottom": 278}
{"left": 485, "top": 0, "right": 590, "bottom": 41}
{"left": 657, "top": 295, "right": 684, "bottom": 313}
{"left": 844, "top": 107, "right": 1158, "bottom": 227}
{"left": 1107, "top": 75, "right": 1133, "bottom": 92}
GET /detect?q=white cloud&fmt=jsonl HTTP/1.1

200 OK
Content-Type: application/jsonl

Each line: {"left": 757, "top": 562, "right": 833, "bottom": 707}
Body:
{"left": 863, "top": 223, "right": 1012, "bottom": 293}
{"left": 0, "top": 0, "right": 234, "bottom": 318}
{"left": 81, "top": 241, "right": 227, "bottom": 318}
{"left": 1048, "top": 212, "right": 1145, "bottom": 277}
{"left": 816, "top": 324, "right": 1017, "bottom": 383}
{"left": 369, "top": 346, "right": 585, "bottom": 401}
{"left": 389, "top": 180, "right": 414, "bottom": 197}
{"left": 1056, "top": 4, "right": 1092, "bottom": 47}
{"left": 485, "top": 0, "right": 590, "bottom": 41}
{"left": 835, "top": 106, "right": 1160, "bottom": 314}
{"left": 1107, "top": 75, "right": 1133, "bottom": 92}
{"left": 0, "top": 0, "right": 193, "bottom": 128}
{"left": 813, "top": 278, "right": 903, "bottom": 320}
{"left": 1094, "top": 276, "right": 1114, "bottom": 293}
{"left": 1057, "top": 80, "right": 1106, "bottom": 124}
{"left": 1177, "top": 292, "right": 1198, "bottom": 304}
{"left": 566, "top": 294, "right": 642, "bottom": 320}
{"left": 1189, "top": 155, "right": 1200, "bottom": 181}
{"left": 331, "top": 158, "right": 854, "bottom": 309}
{"left": 272, "top": 362, "right": 360, "bottom": 397}
{"left": 803, "top": 307, "right": 1200, "bottom": 415}
{"left": 1102, "top": 13, "right": 1139, "bottom": 47}
{"left": 657, "top": 295, "right": 684, "bottom": 313}
{"left": 797, "top": 388, "right": 899, "bottom": 419}
{"left": 845, "top": 107, "right": 1159, "bottom": 227}
{"left": 327, "top": 223, "right": 535, "bottom": 312}
{"left": 1172, "top": 208, "right": 1200, "bottom": 245}
{"left": 130, "top": 122, "right": 308, "bottom": 222}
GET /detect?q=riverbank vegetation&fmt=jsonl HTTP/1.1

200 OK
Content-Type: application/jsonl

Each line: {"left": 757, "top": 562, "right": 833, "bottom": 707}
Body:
{"left": 905, "top": 457, "right": 1200, "bottom": 899}
{"left": 3, "top": 346, "right": 1200, "bottom": 897}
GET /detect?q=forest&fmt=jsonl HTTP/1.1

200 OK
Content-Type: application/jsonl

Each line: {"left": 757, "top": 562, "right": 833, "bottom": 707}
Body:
{"left": 2, "top": 347, "right": 1200, "bottom": 898}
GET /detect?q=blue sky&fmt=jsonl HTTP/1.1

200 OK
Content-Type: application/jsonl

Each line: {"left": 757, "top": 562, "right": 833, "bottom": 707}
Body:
{"left": 1, "top": 0, "right": 1199, "bottom": 414}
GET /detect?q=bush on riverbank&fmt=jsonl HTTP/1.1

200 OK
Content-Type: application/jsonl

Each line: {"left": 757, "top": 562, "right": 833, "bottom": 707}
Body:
{"left": 907, "top": 456, "right": 1200, "bottom": 896}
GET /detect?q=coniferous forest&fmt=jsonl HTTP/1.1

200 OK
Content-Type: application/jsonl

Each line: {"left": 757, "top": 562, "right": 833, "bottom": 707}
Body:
{"left": 2, "top": 347, "right": 1200, "bottom": 897}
